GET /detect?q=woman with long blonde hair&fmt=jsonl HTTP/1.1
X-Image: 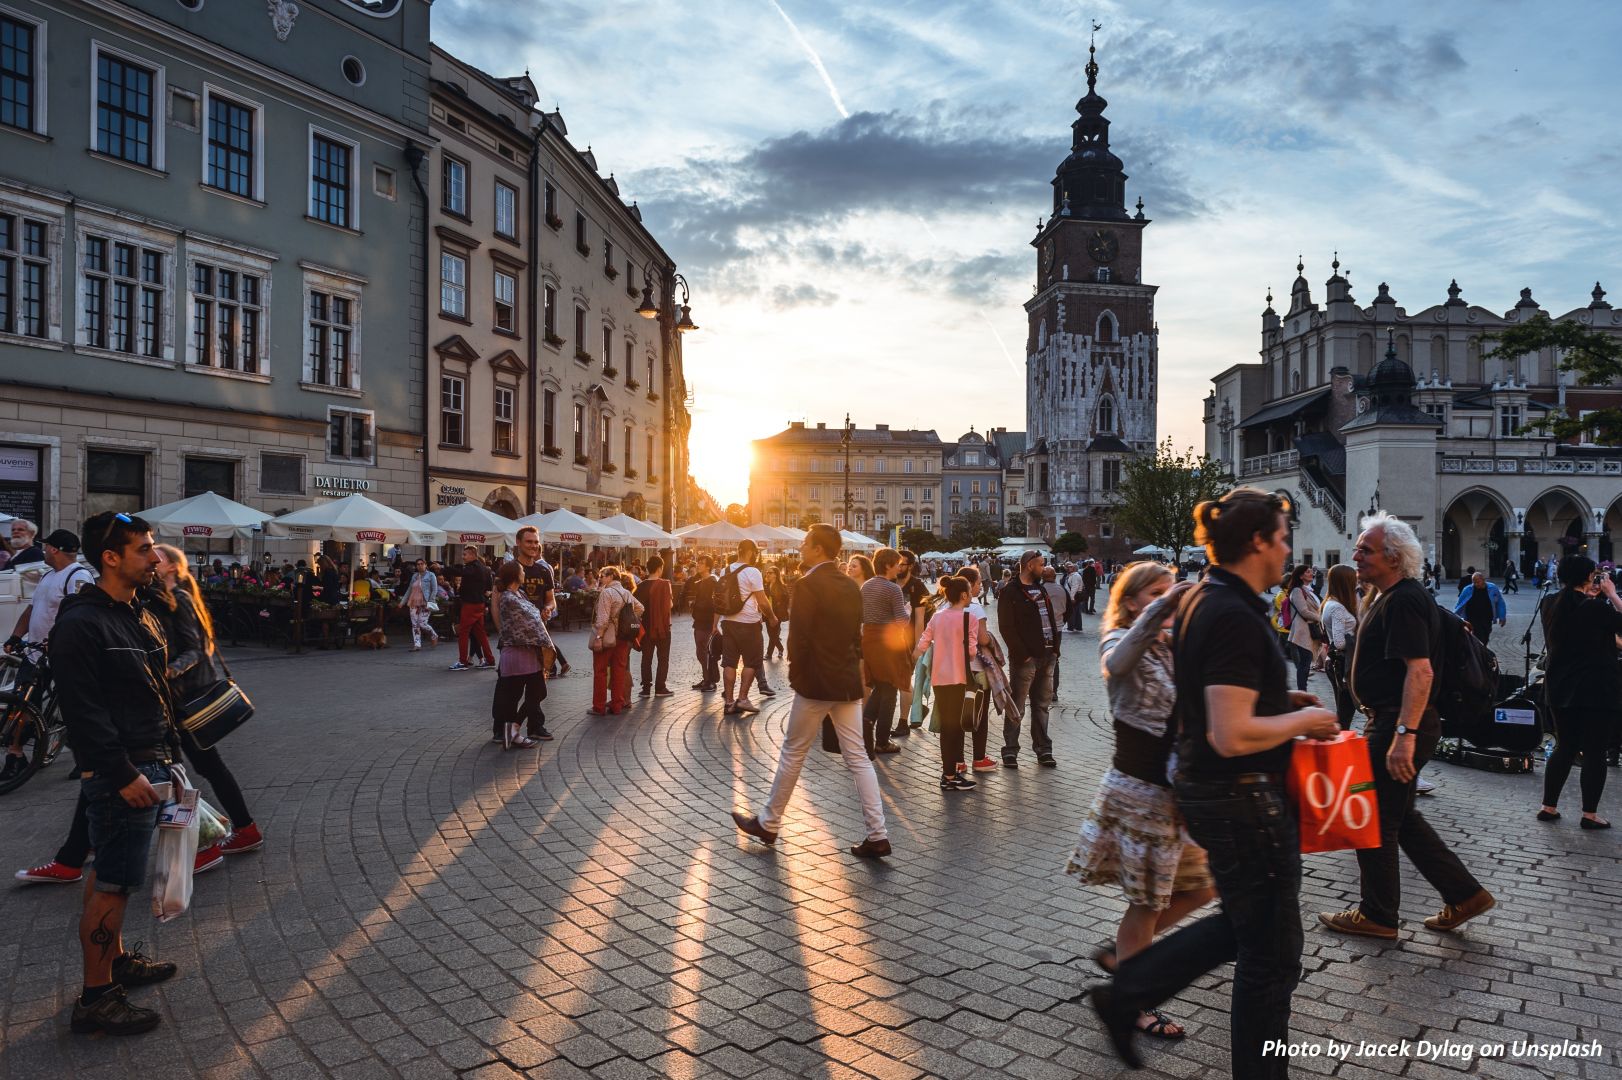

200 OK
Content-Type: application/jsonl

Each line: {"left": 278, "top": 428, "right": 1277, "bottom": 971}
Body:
{"left": 1066, "top": 561, "right": 1215, "bottom": 1042}
{"left": 149, "top": 544, "right": 263, "bottom": 866}
{"left": 1320, "top": 564, "right": 1360, "bottom": 729}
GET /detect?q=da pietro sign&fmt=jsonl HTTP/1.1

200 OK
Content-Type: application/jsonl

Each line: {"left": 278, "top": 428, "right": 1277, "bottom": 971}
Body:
{"left": 313, "top": 475, "right": 373, "bottom": 497}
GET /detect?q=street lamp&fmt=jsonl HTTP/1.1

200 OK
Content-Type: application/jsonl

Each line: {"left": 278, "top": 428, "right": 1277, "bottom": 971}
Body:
{"left": 636, "top": 269, "right": 699, "bottom": 532}
{"left": 842, "top": 413, "right": 853, "bottom": 530}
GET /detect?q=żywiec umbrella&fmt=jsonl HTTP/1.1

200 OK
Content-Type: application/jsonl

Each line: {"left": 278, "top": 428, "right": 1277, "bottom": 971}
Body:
{"left": 594, "top": 513, "right": 675, "bottom": 549}
{"left": 676, "top": 520, "right": 754, "bottom": 548}
{"left": 264, "top": 493, "right": 447, "bottom": 546}
{"left": 839, "top": 529, "right": 881, "bottom": 552}
{"left": 137, "top": 490, "right": 271, "bottom": 540}
{"left": 514, "top": 508, "right": 629, "bottom": 546}
{"left": 415, "top": 502, "right": 520, "bottom": 546}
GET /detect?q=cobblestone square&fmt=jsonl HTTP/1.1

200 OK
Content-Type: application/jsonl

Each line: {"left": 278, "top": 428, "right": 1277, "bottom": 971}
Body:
{"left": 0, "top": 590, "right": 1618, "bottom": 1079}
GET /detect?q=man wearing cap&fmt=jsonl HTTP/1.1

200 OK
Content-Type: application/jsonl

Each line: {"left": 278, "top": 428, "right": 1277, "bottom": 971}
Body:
{"left": 2, "top": 530, "right": 96, "bottom": 782}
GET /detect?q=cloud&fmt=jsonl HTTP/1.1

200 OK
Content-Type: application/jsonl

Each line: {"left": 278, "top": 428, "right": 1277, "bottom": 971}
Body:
{"left": 767, "top": 283, "right": 840, "bottom": 309}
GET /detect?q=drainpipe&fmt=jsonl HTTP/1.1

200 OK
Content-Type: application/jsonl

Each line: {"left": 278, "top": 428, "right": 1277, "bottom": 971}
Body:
{"left": 525, "top": 125, "right": 542, "bottom": 514}
{"left": 404, "top": 142, "right": 431, "bottom": 515}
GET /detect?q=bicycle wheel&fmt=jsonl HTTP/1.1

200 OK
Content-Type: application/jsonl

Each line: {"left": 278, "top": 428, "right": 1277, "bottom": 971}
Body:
{"left": 0, "top": 696, "right": 44, "bottom": 795}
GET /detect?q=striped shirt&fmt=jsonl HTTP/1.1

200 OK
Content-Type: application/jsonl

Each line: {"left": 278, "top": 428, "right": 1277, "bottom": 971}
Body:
{"left": 860, "top": 577, "right": 909, "bottom": 625}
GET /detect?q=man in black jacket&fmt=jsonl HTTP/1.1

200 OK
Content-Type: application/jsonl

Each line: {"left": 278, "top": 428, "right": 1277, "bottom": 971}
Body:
{"left": 997, "top": 549, "right": 1062, "bottom": 767}
{"left": 53, "top": 511, "right": 179, "bottom": 1036}
{"left": 730, "top": 523, "right": 890, "bottom": 858}
{"left": 688, "top": 555, "right": 720, "bottom": 691}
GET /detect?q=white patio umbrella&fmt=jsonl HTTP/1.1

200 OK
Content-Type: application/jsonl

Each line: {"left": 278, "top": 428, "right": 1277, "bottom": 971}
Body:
{"left": 677, "top": 520, "right": 753, "bottom": 547}
{"left": 414, "top": 502, "right": 520, "bottom": 546}
{"left": 515, "top": 507, "right": 628, "bottom": 545}
{"left": 138, "top": 490, "right": 271, "bottom": 540}
{"left": 595, "top": 513, "right": 676, "bottom": 549}
{"left": 264, "top": 493, "right": 446, "bottom": 546}
{"left": 839, "top": 529, "right": 880, "bottom": 552}
{"left": 741, "top": 522, "right": 797, "bottom": 553}
{"left": 1133, "top": 544, "right": 1173, "bottom": 557}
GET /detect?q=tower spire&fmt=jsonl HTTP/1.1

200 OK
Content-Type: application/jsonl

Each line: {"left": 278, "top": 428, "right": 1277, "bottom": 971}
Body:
{"left": 1086, "top": 21, "right": 1101, "bottom": 92}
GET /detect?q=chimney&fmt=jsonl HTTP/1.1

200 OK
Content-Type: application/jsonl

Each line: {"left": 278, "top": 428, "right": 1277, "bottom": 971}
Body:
{"left": 789, "top": 421, "right": 805, "bottom": 430}
{"left": 816, "top": 422, "right": 826, "bottom": 430}
{"left": 875, "top": 423, "right": 889, "bottom": 432}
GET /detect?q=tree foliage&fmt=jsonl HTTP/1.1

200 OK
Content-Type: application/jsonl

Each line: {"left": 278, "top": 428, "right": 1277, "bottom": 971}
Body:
{"left": 900, "top": 527, "right": 947, "bottom": 553}
{"left": 1485, "top": 313, "right": 1622, "bottom": 443}
{"left": 1051, "top": 531, "right": 1088, "bottom": 555}
{"left": 1110, "top": 439, "right": 1234, "bottom": 561}
{"left": 1004, "top": 511, "right": 1028, "bottom": 537}
{"left": 725, "top": 503, "right": 750, "bottom": 527}
{"left": 948, "top": 511, "right": 1004, "bottom": 551}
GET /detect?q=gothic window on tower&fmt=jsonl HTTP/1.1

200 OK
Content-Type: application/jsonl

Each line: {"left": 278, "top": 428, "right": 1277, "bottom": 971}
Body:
{"left": 1101, "top": 459, "right": 1121, "bottom": 492}
{"left": 1096, "top": 312, "right": 1115, "bottom": 342}
{"left": 1097, "top": 395, "right": 1116, "bottom": 434}
{"left": 1096, "top": 267, "right": 1110, "bottom": 283}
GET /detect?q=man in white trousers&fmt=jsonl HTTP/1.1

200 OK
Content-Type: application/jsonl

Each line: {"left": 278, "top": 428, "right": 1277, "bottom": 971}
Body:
{"left": 729, "top": 522, "right": 890, "bottom": 858}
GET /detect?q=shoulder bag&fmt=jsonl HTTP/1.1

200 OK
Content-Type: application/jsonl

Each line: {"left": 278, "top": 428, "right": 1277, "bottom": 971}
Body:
{"left": 1291, "top": 592, "right": 1326, "bottom": 643}
{"left": 178, "top": 657, "right": 255, "bottom": 751}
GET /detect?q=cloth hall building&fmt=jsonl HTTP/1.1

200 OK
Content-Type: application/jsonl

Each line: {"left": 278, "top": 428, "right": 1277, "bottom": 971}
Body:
{"left": 1205, "top": 263, "right": 1622, "bottom": 577}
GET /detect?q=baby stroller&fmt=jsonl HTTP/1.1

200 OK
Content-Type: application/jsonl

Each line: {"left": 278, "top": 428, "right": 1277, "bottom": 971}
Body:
{"left": 1435, "top": 592, "right": 1549, "bottom": 774}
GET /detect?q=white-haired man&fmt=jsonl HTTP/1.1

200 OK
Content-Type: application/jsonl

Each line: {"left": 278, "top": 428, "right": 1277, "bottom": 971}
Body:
{"left": 8, "top": 518, "right": 44, "bottom": 567}
{"left": 1319, "top": 512, "right": 1494, "bottom": 942}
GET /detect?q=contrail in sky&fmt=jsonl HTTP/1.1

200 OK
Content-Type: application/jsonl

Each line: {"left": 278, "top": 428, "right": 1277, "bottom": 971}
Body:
{"left": 767, "top": 0, "right": 851, "bottom": 119}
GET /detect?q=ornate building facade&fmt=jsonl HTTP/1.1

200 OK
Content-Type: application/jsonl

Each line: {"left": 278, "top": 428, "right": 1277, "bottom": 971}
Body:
{"left": 1206, "top": 265, "right": 1622, "bottom": 576}
{"left": 750, "top": 422, "right": 941, "bottom": 536}
{"left": 1021, "top": 42, "right": 1158, "bottom": 559}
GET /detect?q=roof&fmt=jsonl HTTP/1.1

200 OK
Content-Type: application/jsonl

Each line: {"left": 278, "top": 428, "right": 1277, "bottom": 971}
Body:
{"left": 989, "top": 429, "right": 1027, "bottom": 462}
{"left": 1238, "top": 386, "right": 1331, "bottom": 429}
{"left": 756, "top": 424, "right": 941, "bottom": 447}
{"left": 1294, "top": 431, "right": 1345, "bottom": 477}
{"left": 1086, "top": 436, "right": 1132, "bottom": 453}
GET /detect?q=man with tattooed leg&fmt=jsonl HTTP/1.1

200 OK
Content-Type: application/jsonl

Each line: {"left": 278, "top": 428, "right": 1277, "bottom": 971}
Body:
{"left": 52, "top": 511, "right": 180, "bottom": 1035}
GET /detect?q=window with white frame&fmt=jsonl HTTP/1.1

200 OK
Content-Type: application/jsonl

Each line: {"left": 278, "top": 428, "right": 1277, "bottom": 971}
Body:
{"left": 971, "top": 479, "right": 981, "bottom": 494}
{"left": 493, "top": 267, "right": 515, "bottom": 332}
{"left": 439, "top": 249, "right": 466, "bottom": 317}
{"left": 922, "top": 512, "right": 933, "bottom": 531}
{"left": 1498, "top": 403, "right": 1522, "bottom": 437}
{"left": 970, "top": 498, "right": 981, "bottom": 512}
{"left": 599, "top": 413, "right": 611, "bottom": 464}
{"left": 2, "top": 10, "right": 45, "bottom": 135}
{"left": 902, "top": 486, "right": 913, "bottom": 500}
{"left": 645, "top": 431, "right": 654, "bottom": 478}
{"left": 572, "top": 401, "right": 585, "bottom": 459}
{"left": 494, "top": 180, "right": 517, "bottom": 239}
{"left": 439, "top": 373, "right": 464, "bottom": 446}
{"left": 188, "top": 255, "right": 267, "bottom": 373}
{"left": 441, "top": 154, "right": 467, "bottom": 216}
{"left": 922, "top": 486, "right": 932, "bottom": 502}
{"left": 542, "top": 387, "right": 557, "bottom": 450}
{"left": 1100, "top": 522, "right": 1114, "bottom": 539}
{"left": 494, "top": 385, "right": 515, "bottom": 453}
{"left": 309, "top": 128, "right": 357, "bottom": 228}
{"left": 904, "top": 458, "right": 914, "bottom": 473}
{"left": 1101, "top": 458, "right": 1121, "bottom": 492}
{"left": 94, "top": 44, "right": 163, "bottom": 168}
{"left": 203, "top": 86, "right": 261, "bottom": 199}
{"left": 302, "top": 267, "right": 362, "bottom": 390}
{"left": 0, "top": 205, "right": 54, "bottom": 339}
{"left": 82, "top": 232, "right": 167, "bottom": 358}
{"left": 542, "top": 282, "right": 558, "bottom": 341}
{"left": 623, "top": 424, "right": 632, "bottom": 472}
{"left": 328, "top": 406, "right": 372, "bottom": 464}
{"left": 875, "top": 512, "right": 886, "bottom": 530}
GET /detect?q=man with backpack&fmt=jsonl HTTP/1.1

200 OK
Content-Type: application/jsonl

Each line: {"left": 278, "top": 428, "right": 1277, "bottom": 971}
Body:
{"left": 716, "top": 539, "right": 774, "bottom": 717}
{"left": 1318, "top": 512, "right": 1494, "bottom": 942}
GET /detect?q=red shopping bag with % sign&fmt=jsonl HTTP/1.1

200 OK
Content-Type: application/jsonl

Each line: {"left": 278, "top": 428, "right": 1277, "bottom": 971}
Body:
{"left": 1286, "top": 731, "right": 1381, "bottom": 854}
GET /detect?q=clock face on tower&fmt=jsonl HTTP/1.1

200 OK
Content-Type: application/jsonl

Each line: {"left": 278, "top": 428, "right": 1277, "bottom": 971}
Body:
{"left": 1087, "top": 229, "right": 1119, "bottom": 265}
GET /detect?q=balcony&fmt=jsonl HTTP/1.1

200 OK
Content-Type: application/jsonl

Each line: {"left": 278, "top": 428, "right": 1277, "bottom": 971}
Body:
{"left": 1239, "top": 450, "right": 1298, "bottom": 478}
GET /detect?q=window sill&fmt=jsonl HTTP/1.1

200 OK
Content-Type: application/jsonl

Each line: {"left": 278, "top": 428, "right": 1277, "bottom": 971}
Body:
{"left": 492, "top": 327, "right": 520, "bottom": 339}
{"left": 2, "top": 125, "right": 51, "bottom": 144}
{"left": 189, "top": 364, "right": 271, "bottom": 384}
{"left": 304, "top": 215, "right": 363, "bottom": 237}
{"left": 492, "top": 231, "right": 521, "bottom": 249}
{"left": 326, "top": 456, "right": 375, "bottom": 467}
{"left": 491, "top": 450, "right": 522, "bottom": 460}
{"left": 575, "top": 244, "right": 590, "bottom": 257}
{"left": 439, "top": 311, "right": 472, "bottom": 326}
{"left": 201, "top": 184, "right": 265, "bottom": 209}
{"left": 0, "top": 331, "right": 64, "bottom": 351}
{"left": 75, "top": 344, "right": 177, "bottom": 369}
{"left": 299, "top": 380, "right": 364, "bottom": 398}
{"left": 87, "top": 149, "right": 167, "bottom": 178}
{"left": 441, "top": 207, "right": 472, "bottom": 225}
{"left": 437, "top": 443, "right": 472, "bottom": 453}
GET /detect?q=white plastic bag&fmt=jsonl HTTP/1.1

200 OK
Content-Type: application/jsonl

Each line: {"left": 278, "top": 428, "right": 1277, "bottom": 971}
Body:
{"left": 151, "top": 764, "right": 199, "bottom": 923}
{"left": 197, "top": 798, "right": 229, "bottom": 847}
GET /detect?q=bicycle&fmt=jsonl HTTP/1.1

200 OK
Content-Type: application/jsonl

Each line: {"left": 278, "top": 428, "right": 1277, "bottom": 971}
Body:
{"left": 0, "top": 647, "right": 66, "bottom": 796}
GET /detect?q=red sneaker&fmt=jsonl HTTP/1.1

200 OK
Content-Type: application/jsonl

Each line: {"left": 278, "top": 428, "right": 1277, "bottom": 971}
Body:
{"left": 219, "top": 823, "right": 263, "bottom": 855}
{"left": 14, "top": 860, "right": 84, "bottom": 884}
{"left": 194, "top": 845, "right": 225, "bottom": 875}
{"left": 972, "top": 757, "right": 997, "bottom": 772}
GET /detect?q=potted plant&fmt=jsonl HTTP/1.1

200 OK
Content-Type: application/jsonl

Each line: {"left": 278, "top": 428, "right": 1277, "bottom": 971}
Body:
{"left": 602, "top": 462, "right": 618, "bottom": 474}
{"left": 574, "top": 348, "right": 593, "bottom": 365}
{"left": 545, "top": 210, "right": 563, "bottom": 230}
{"left": 604, "top": 262, "right": 618, "bottom": 280}
{"left": 626, "top": 377, "right": 640, "bottom": 391}
{"left": 574, "top": 453, "right": 590, "bottom": 466}
{"left": 646, "top": 390, "right": 659, "bottom": 402}
{"left": 544, "top": 331, "right": 565, "bottom": 348}
{"left": 543, "top": 445, "right": 563, "bottom": 458}
{"left": 603, "top": 365, "right": 619, "bottom": 379}
{"left": 625, "top": 467, "right": 639, "bottom": 479}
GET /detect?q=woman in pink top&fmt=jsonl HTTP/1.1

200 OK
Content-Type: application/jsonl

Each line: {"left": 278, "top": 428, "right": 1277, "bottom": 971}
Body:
{"left": 913, "top": 575, "right": 993, "bottom": 791}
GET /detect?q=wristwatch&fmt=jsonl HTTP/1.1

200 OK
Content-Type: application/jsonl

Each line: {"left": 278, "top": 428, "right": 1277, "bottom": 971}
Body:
{"left": 1395, "top": 723, "right": 1418, "bottom": 736}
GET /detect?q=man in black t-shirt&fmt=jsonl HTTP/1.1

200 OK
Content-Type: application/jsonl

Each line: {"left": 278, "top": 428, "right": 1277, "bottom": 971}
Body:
{"left": 1317, "top": 514, "right": 1492, "bottom": 941}
{"left": 1096, "top": 489, "right": 1337, "bottom": 1079}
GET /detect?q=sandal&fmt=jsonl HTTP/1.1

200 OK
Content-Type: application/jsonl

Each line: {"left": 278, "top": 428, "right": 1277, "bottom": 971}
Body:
{"left": 510, "top": 734, "right": 537, "bottom": 749}
{"left": 1092, "top": 944, "right": 1118, "bottom": 975}
{"left": 1136, "top": 1010, "right": 1185, "bottom": 1040}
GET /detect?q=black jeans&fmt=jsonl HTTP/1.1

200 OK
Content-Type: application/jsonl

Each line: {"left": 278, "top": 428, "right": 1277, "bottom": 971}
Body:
{"left": 1356, "top": 725, "right": 1482, "bottom": 927}
{"left": 1326, "top": 651, "right": 1355, "bottom": 729}
{"left": 934, "top": 683, "right": 968, "bottom": 775}
{"left": 766, "top": 619, "right": 784, "bottom": 659}
{"left": 1289, "top": 642, "right": 1314, "bottom": 692}
{"left": 639, "top": 634, "right": 671, "bottom": 691}
{"left": 863, "top": 681, "right": 898, "bottom": 751}
{"left": 492, "top": 671, "right": 548, "bottom": 739}
{"left": 1111, "top": 779, "right": 1303, "bottom": 1080}
{"left": 1543, "top": 706, "right": 1617, "bottom": 814}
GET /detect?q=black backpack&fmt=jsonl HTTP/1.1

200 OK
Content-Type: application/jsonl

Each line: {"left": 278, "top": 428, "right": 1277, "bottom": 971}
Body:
{"left": 1434, "top": 604, "right": 1498, "bottom": 725}
{"left": 714, "top": 565, "right": 747, "bottom": 618}
{"left": 616, "top": 590, "right": 641, "bottom": 640}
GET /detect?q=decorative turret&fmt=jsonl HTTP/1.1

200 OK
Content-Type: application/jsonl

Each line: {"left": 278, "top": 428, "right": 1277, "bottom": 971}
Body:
{"left": 1590, "top": 282, "right": 1611, "bottom": 310}
{"left": 1445, "top": 279, "right": 1466, "bottom": 307}
{"left": 1324, "top": 252, "right": 1354, "bottom": 306}
{"left": 1051, "top": 33, "right": 1129, "bottom": 221}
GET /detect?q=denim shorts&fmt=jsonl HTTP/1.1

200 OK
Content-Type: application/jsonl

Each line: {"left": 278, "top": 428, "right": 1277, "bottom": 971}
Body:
{"left": 83, "top": 760, "right": 171, "bottom": 894}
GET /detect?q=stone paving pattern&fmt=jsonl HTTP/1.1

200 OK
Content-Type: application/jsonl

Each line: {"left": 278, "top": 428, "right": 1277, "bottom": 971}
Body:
{"left": 0, "top": 583, "right": 1619, "bottom": 1079}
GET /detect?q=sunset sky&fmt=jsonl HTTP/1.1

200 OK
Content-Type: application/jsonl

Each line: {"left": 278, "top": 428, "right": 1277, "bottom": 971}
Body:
{"left": 436, "top": 0, "right": 1622, "bottom": 508}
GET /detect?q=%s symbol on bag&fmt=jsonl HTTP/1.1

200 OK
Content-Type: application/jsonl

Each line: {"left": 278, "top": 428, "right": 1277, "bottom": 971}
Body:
{"left": 1286, "top": 731, "right": 1381, "bottom": 854}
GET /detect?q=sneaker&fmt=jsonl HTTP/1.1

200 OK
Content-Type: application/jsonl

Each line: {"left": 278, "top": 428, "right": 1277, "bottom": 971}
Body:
{"left": 655, "top": 688, "right": 675, "bottom": 697}
{"left": 1414, "top": 775, "right": 1436, "bottom": 795}
{"left": 691, "top": 681, "right": 710, "bottom": 691}
{"left": 219, "top": 823, "right": 263, "bottom": 855}
{"left": 194, "top": 845, "right": 225, "bottom": 875}
{"left": 758, "top": 686, "right": 777, "bottom": 698}
{"left": 14, "top": 860, "right": 83, "bottom": 884}
{"left": 1038, "top": 754, "right": 1057, "bottom": 768}
{"left": 0, "top": 754, "right": 27, "bottom": 782}
{"left": 972, "top": 757, "right": 997, "bottom": 772}
{"left": 112, "top": 944, "right": 177, "bottom": 987}
{"left": 1423, "top": 889, "right": 1495, "bottom": 932}
{"left": 951, "top": 775, "right": 977, "bottom": 789}
{"left": 71, "top": 986, "right": 162, "bottom": 1036}
{"left": 1002, "top": 757, "right": 1019, "bottom": 769}
{"left": 1316, "top": 908, "right": 1397, "bottom": 940}
{"left": 639, "top": 687, "right": 652, "bottom": 697}
{"left": 449, "top": 662, "right": 472, "bottom": 671}
{"left": 735, "top": 699, "right": 760, "bottom": 715}
{"left": 533, "top": 728, "right": 555, "bottom": 741}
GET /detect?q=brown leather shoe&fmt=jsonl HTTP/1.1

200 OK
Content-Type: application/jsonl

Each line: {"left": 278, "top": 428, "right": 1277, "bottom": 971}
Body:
{"left": 730, "top": 811, "right": 778, "bottom": 845}
{"left": 1423, "top": 889, "right": 1495, "bottom": 931}
{"left": 1317, "top": 908, "right": 1398, "bottom": 940}
{"left": 849, "top": 837, "right": 892, "bottom": 858}
{"left": 873, "top": 742, "right": 901, "bottom": 754}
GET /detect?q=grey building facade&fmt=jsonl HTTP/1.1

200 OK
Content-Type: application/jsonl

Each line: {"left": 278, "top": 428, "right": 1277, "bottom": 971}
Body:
{"left": 0, "top": 0, "right": 429, "bottom": 552}
{"left": 939, "top": 429, "right": 1005, "bottom": 538}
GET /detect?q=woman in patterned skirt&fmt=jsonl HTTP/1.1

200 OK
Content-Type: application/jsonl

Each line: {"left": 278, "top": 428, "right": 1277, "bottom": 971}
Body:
{"left": 1066, "top": 561, "right": 1216, "bottom": 1041}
